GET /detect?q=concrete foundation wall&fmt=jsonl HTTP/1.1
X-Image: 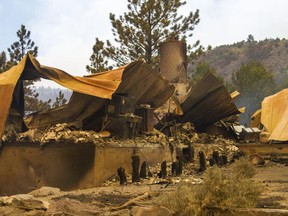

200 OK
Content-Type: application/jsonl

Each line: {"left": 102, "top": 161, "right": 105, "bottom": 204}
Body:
{"left": 0, "top": 142, "right": 172, "bottom": 195}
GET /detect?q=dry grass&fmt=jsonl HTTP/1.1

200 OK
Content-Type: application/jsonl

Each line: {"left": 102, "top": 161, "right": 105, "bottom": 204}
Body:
{"left": 156, "top": 158, "right": 261, "bottom": 216}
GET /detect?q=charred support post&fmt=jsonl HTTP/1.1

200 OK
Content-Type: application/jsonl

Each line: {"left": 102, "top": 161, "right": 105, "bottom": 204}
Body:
{"left": 171, "top": 157, "right": 183, "bottom": 176}
{"left": 182, "top": 144, "right": 194, "bottom": 163}
{"left": 158, "top": 161, "right": 167, "bottom": 178}
{"left": 172, "top": 162, "right": 177, "bottom": 176}
{"left": 209, "top": 155, "right": 215, "bottom": 167}
{"left": 212, "top": 150, "right": 220, "bottom": 166}
{"left": 117, "top": 167, "right": 127, "bottom": 185}
{"left": 199, "top": 151, "right": 206, "bottom": 172}
{"left": 176, "top": 156, "right": 183, "bottom": 175}
{"left": 221, "top": 155, "right": 228, "bottom": 165}
{"left": 140, "top": 161, "right": 147, "bottom": 178}
{"left": 132, "top": 156, "right": 140, "bottom": 182}
{"left": 189, "top": 145, "right": 195, "bottom": 162}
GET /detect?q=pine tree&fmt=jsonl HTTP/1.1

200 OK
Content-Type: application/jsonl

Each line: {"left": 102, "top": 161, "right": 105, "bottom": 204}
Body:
{"left": 232, "top": 61, "right": 276, "bottom": 124}
{"left": 53, "top": 91, "right": 67, "bottom": 108}
{"left": 0, "top": 51, "right": 8, "bottom": 72}
{"left": 6, "top": 25, "right": 51, "bottom": 113}
{"left": 86, "top": 38, "right": 113, "bottom": 73}
{"left": 87, "top": 0, "right": 203, "bottom": 73}
{"left": 7, "top": 24, "right": 38, "bottom": 63}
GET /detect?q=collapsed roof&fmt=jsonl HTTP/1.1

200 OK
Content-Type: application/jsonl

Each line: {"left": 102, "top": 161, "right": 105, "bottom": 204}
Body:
{"left": 0, "top": 54, "right": 175, "bottom": 139}
{"left": 179, "top": 72, "right": 241, "bottom": 131}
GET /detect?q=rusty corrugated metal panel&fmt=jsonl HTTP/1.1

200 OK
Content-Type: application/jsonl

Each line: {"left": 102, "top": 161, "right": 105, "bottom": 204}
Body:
{"left": 0, "top": 54, "right": 175, "bottom": 137}
{"left": 180, "top": 72, "right": 240, "bottom": 131}
{"left": 24, "top": 61, "right": 175, "bottom": 131}
{"left": 160, "top": 41, "right": 187, "bottom": 83}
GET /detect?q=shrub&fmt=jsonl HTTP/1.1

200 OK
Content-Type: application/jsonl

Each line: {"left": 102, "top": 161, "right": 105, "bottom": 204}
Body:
{"left": 156, "top": 158, "right": 261, "bottom": 216}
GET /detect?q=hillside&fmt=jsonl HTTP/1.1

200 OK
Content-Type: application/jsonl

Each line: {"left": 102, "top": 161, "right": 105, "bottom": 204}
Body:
{"left": 188, "top": 37, "right": 288, "bottom": 85}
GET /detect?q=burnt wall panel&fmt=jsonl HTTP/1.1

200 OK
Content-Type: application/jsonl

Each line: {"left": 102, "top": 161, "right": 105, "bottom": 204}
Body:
{"left": 0, "top": 142, "right": 95, "bottom": 195}
{"left": 0, "top": 142, "right": 172, "bottom": 195}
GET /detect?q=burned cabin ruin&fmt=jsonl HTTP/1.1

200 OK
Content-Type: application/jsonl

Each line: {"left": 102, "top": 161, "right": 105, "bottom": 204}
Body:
{"left": 0, "top": 41, "right": 270, "bottom": 195}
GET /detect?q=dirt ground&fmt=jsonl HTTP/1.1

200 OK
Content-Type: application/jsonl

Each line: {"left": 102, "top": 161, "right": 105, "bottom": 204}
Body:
{"left": 1, "top": 158, "right": 288, "bottom": 216}
{"left": 252, "top": 161, "right": 288, "bottom": 210}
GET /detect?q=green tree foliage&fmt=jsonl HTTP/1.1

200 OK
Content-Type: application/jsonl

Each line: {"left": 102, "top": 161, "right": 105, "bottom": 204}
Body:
{"left": 190, "top": 61, "right": 217, "bottom": 87}
{"left": 232, "top": 61, "right": 276, "bottom": 124}
{"left": 247, "top": 34, "right": 255, "bottom": 44}
{"left": 87, "top": 0, "right": 202, "bottom": 73}
{"left": 0, "top": 51, "right": 8, "bottom": 72}
{"left": 189, "top": 61, "right": 234, "bottom": 91}
{"left": 7, "top": 24, "right": 38, "bottom": 64}
{"left": 25, "top": 93, "right": 51, "bottom": 114}
{"left": 53, "top": 91, "right": 68, "bottom": 108}
{"left": 3, "top": 25, "right": 51, "bottom": 113}
{"left": 86, "top": 38, "right": 113, "bottom": 73}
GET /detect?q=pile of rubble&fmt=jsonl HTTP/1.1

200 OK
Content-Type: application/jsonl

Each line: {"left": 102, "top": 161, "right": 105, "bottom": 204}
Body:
{"left": 3, "top": 121, "right": 239, "bottom": 147}
{"left": 1, "top": 123, "right": 104, "bottom": 145}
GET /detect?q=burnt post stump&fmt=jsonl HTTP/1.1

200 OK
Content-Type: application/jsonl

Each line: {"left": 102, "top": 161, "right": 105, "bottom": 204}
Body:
{"left": 209, "top": 155, "right": 215, "bottom": 167}
{"left": 158, "top": 161, "right": 167, "bottom": 178}
{"left": 171, "top": 157, "right": 183, "bottom": 176}
{"left": 172, "top": 161, "right": 177, "bottom": 176}
{"left": 132, "top": 155, "right": 140, "bottom": 182}
{"left": 176, "top": 156, "right": 183, "bottom": 175}
{"left": 199, "top": 151, "right": 206, "bottom": 172}
{"left": 183, "top": 144, "right": 195, "bottom": 163}
{"left": 221, "top": 155, "right": 228, "bottom": 165}
{"left": 117, "top": 167, "right": 127, "bottom": 185}
{"left": 140, "top": 161, "right": 147, "bottom": 178}
{"left": 212, "top": 150, "right": 220, "bottom": 166}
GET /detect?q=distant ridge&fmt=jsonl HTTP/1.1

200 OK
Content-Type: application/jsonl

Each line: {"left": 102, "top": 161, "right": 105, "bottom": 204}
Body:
{"left": 188, "top": 37, "right": 288, "bottom": 85}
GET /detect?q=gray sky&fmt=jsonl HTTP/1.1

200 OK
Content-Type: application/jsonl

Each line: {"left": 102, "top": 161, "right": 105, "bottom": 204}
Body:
{"left": 1, "top": 0, "right": 288, "bottom": 87}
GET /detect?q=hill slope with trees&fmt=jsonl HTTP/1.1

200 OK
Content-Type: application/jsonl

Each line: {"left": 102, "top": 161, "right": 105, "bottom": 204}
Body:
{"left": 188, "top": 35, "right": 288, "bottom": 124}
{"left": 189, "top": 35, "right": 288, "bottom": 87}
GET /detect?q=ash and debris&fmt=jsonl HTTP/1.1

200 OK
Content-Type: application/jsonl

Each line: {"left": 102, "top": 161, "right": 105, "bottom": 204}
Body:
{"left": 3, "top": 121, "right": 239, "bottom": 150}
{"left": 1, "top": 119, "right": 286, "bottom": 215}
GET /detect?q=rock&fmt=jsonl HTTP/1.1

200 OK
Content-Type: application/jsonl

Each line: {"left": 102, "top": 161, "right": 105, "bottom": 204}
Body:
{"left": 0, "top": 206, "right": 26, "bottom": 215}
{"left": 104, "top": 209, "right": 130, "bottom": 215}
{"left": 23, "top": 210, "right": 46, "bottom": 216}
{"left": 29, "top": 186, "right": 61, "bottom": 197}
{"left": 131, "top": 205, "right": 172, "bottom": 216}
{"left": 1, "top": 194, "right": 49, "bottom": 211}
{"left": 2, "top": 194, "right": 34, "bottom": 204}
{"left": 46, "top": 199, "right": 100, "bottom": 216}
{"left": 250, "top": 153, "right": 265, "bottom": 166}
